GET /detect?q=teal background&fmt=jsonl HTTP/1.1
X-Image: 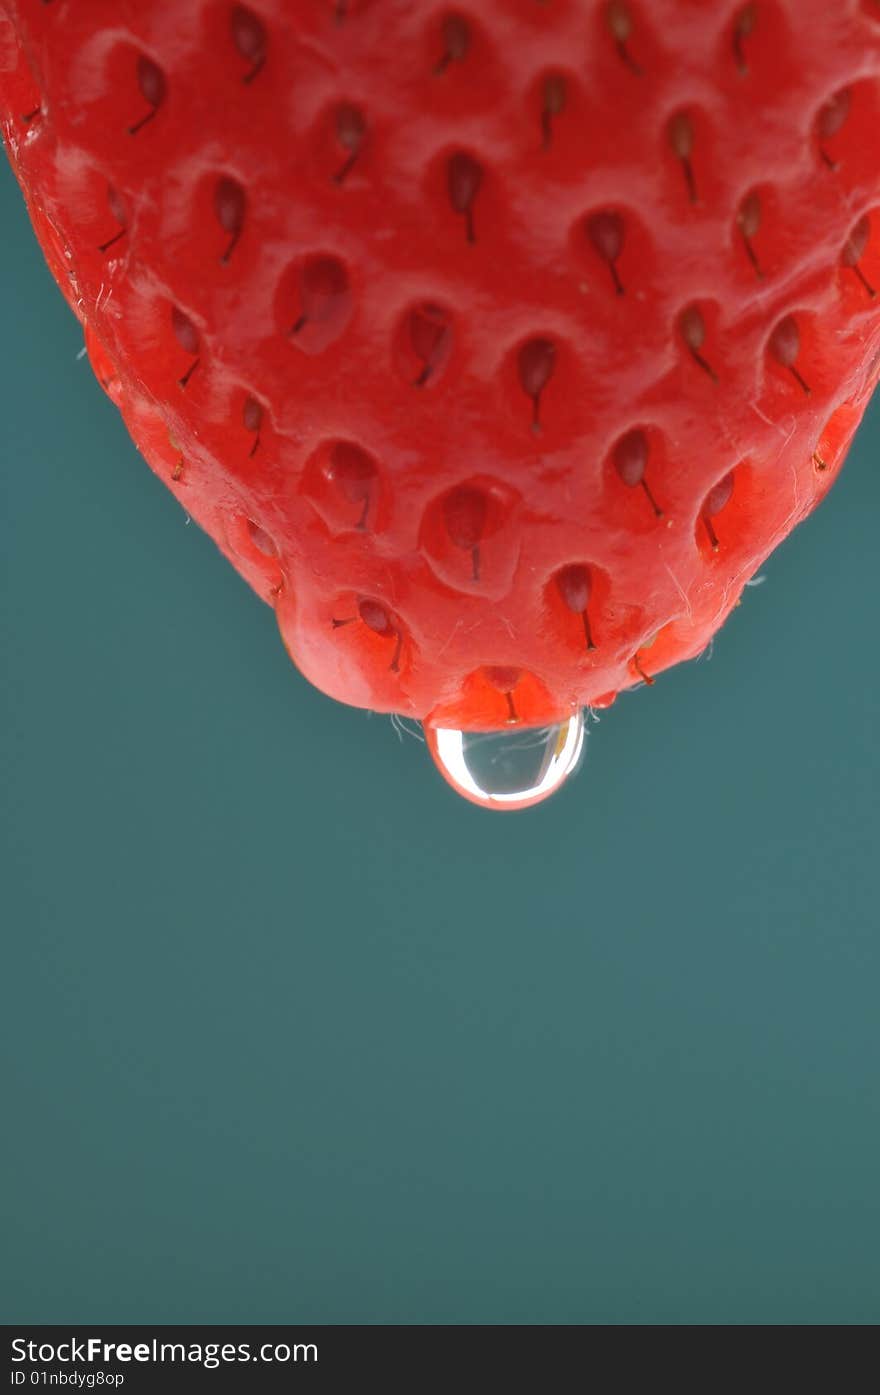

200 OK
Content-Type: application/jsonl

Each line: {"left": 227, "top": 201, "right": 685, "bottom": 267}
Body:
{"left": 2, "top": 153, "right": 879, "bottom": 1326}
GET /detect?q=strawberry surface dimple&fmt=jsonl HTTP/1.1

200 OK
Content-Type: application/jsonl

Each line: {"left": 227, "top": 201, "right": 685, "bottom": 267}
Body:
{"left": 2, "top": 0, "right": 880, "bottom": 736}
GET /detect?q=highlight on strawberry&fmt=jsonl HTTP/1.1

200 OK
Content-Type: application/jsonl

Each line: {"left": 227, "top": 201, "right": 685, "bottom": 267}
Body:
{"left": 2, "top": 1, "right": 879, "bottom": 808}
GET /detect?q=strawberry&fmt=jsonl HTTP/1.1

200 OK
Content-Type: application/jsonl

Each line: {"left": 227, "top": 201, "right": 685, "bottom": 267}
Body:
{"left": 2, "top": 0, "right": 880, "bottom": 805}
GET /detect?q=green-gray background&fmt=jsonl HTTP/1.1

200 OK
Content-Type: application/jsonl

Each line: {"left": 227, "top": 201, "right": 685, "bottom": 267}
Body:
{"left": 2, "top": 153, "right": 878, "bottom": 1326}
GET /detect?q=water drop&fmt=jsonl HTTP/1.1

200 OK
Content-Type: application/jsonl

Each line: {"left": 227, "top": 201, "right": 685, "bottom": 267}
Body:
{"left": 425, "top": 712, "right": 585, "bottom": 811}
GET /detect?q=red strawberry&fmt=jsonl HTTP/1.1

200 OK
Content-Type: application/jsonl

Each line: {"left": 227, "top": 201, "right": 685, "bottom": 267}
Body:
{"left": 2, "top": 0, "right": 880, "bottom": 808}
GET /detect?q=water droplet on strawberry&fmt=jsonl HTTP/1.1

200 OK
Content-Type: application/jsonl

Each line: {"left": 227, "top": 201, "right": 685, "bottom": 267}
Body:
{"left": 425, "top": 712, "right": 585, "bottom": 810}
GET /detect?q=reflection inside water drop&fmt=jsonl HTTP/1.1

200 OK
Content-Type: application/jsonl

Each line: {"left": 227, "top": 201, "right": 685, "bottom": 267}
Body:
{"left": 424, "top": 711, "right": 585, "bottom": 810}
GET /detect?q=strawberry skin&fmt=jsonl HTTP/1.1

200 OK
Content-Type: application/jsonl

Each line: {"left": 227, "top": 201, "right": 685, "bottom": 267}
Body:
{"left": 2, "top": 1, "right": 880, "bottom": 733}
